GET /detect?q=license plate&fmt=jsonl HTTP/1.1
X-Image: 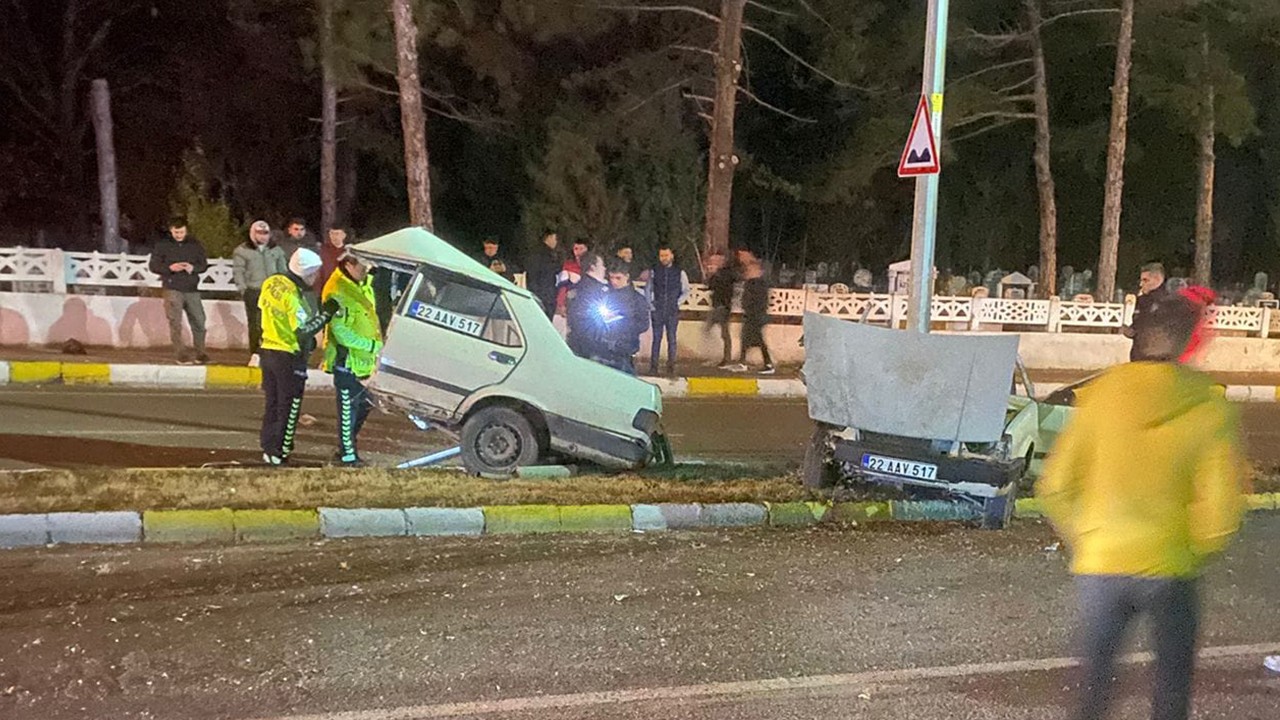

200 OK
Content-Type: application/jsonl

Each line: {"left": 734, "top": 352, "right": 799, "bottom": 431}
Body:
{"left": 861, "top": 453, "right": 938, "bottom": 481}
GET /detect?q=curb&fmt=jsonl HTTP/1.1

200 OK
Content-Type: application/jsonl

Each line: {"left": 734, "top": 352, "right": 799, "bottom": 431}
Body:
{"left": 1, "top": 496, "right": 1275, "bottom": 549}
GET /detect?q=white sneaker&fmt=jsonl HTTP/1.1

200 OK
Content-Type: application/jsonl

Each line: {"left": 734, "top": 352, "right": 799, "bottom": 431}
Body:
{"left": 248, "top": 353, "right": 260, "bottom": 368}
{"left": 759, "top": 365, "right": 776, "bottom": 375}
{"left": 727, "top": 363, "right": 749, "bottom": 373}
{"left": 262, "top": 453, "right": 283, "bottom": 466}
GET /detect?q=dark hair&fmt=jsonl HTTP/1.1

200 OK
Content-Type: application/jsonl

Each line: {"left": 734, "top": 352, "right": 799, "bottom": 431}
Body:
{"left": 657, "top": 244, "right": 673, "bottom": 253}
{"left": 606, "top": 260, "right": 632, "bottom": 277}
{"left": 1132, "top": 294, "right": 1199, "bottom": 362}
{"left": 483, "top": 238, "right": 499, "bottom": 245}
{"left": 574, "top": 239, "right": 590, "bottom": 249}
{"left": 581, "top": 252, "right": 603, "bottom": 273}
{"left": 1141, "top": 262, "right": 1166, "bottom": 277}
{"left": 287, "top": 217, "right": 306, "bottom": 228}
{"left": 542, "top": 229, "right": 557, "bottom": 239}
{"left": 168, "top": 217, "right": 187, "bottom": 229}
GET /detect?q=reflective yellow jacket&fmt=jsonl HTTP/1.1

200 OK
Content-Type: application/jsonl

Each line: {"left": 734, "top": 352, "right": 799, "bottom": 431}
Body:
{"left": 259, "top": 273, "right": 324, "bottom": 355}
{"left": 322, "top": 268, "right": 382, "bottom": 377}
{"left": 1037, "top": 362, "right": 1247, "bottom": 578}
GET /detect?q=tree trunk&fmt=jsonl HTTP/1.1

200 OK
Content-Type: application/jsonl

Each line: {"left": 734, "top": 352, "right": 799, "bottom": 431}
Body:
{"left": 1026, "top": 0, "right": 1058, "bottom": 298}
{"left": 701, "top": 0, "right": 746, "bottom": 258}
{"left": 1193, "top": 31, "right": 1216, "bottom": 287}
{"left": 337, "top": 141, "right": 359, "bottom": 228}
{"left": 90, "top": 79, "right": 121, "bottom": 253}
{"left": 390, "top": 0, "right": 433, "bottom": 230}
{"left": 1096, "top": 0, "right": 1135, "bottom": 303}
{"left": 320, "top": 0, "right": 339, "bottom": 234}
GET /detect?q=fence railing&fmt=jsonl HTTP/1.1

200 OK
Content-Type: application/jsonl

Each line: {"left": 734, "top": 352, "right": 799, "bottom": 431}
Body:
{"left": 4, "top": 247, "right": 1279, "bottom": 338}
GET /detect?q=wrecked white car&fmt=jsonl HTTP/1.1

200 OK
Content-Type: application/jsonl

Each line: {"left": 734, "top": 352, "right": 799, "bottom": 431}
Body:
{"left": 352, "top": 228, "right": 670, "bottom": 476}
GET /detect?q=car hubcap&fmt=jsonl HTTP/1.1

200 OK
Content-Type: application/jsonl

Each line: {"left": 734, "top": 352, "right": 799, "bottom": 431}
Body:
{"left": 475, "top": 423, "right": 521, "bottom": 468}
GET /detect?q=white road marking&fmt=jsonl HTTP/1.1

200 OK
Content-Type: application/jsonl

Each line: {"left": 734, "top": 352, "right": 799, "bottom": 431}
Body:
{"left": 255, "top": 641, "right": 1280, "bottom": 720}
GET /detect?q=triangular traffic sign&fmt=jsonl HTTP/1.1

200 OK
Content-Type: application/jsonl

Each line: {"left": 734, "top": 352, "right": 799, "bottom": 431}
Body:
{"left": 898, "top": 96, "right": 940, "bottom": 177}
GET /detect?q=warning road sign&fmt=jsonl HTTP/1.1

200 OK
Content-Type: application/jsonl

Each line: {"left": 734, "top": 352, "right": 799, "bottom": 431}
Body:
{"left": 898, "top": 96, "right": 940, "bottom": 177}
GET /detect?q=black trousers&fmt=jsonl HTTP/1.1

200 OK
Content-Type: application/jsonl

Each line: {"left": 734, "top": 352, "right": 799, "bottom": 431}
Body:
{"left": 1072, "top": 576, "right": 1199, "bottom": 720}
{"left": 650, "top": 312, "right": 680, "bottom": 371}
{"left": 705, "top": 306, "right": 733, "bottom": 364}
{"left": 334, "top": 365, "right": 372, "bottom": 462}
{"left": 260, "top": 350, "right": 308, "bottom": 459}
{"left": 243, "top": 289, "right": 263, "bottom": 355}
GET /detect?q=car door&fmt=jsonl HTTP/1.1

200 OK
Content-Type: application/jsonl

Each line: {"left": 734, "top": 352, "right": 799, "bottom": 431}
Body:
{"left": 372, "top": 265, "right": 527, "bottom": 419}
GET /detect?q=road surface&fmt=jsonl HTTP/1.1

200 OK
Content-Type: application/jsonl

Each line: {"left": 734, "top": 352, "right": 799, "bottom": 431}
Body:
{"left": 0, "top": 519, "right": 1276, "bottom": 719}
{"left": 3, "top": 387, "right": 1280, "bottom": 470}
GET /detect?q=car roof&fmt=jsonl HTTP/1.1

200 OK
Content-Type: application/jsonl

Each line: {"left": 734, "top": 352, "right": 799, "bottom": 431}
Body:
{"left": 350, "top": 227, "right": 530, "bottom": 298}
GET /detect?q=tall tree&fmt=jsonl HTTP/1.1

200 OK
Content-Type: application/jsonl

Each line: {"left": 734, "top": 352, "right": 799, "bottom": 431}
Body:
{"left": 1096, "top": 0, "right": 1135, "bottom": 302}
{"left": 89, "top": 78, "right": 121, "bottom": 253}
{"left": 390, "top": 0, "right": 433, "bottom": 229}
{"left": 704, "top": 0, "right": 746, "bottom": 258}
{"left": 319, "top": 0, "right": 339, "bottom": 233}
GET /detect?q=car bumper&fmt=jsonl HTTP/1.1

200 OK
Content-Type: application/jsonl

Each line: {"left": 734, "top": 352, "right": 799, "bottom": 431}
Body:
{"left": 831, "top": 440, "right": 1023, "bottom": 499}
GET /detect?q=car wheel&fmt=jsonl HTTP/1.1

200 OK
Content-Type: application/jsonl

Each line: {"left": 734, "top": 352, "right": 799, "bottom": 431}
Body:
{"left": 802, "top": 423, "right": 837, "bottom": 490}
{"left": 460, "top": 406, "right": 542, "bottom": 477}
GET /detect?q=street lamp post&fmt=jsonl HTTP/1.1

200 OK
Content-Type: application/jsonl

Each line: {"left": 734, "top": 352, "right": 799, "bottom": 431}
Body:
{"left": 906, "top": 0, "right": 951, "bottom": 333}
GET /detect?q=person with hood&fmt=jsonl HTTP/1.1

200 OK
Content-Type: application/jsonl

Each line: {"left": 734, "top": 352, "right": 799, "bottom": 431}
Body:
{"left": 233, "top": 220, "right": 289, "bottom": 367}
{"left": 1038, "top": 288, "right": 1246, "bottom": 720}
{"left": 565, "top": 252, "right": 609, "bottom": 359}
{"left": 525, "top": 230, "right": 560, "bottom": 318}
{"left": 322, "top": 251, "right": 383, "bottom": 466}
{"left": 149, "top": 217, "right": 210, "bottom": 364}
{"left": 258, "top": 249, "right": 339, "bottom": 466}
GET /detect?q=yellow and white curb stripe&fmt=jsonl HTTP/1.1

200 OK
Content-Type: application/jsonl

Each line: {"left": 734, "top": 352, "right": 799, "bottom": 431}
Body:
{"left": 2, "top": 496, "right": 1275, "bottom": 549}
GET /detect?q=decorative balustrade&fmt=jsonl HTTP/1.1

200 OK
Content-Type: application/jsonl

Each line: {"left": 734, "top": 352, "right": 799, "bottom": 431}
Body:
{"left": 3, "top": 247, "right": 1277, "bottom": 338}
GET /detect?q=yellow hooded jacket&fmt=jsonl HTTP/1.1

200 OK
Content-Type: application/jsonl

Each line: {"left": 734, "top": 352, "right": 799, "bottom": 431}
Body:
{"left": 322, "top": 267, "right": 382, "bottom": 378}
{"left": 1037, "top": 362, "right": 1246, "bottom": 579}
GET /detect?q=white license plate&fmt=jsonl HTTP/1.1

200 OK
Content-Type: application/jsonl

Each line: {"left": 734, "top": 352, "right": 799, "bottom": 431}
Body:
{"left": 861, "top": 454, "right": 938, "bottom": 481}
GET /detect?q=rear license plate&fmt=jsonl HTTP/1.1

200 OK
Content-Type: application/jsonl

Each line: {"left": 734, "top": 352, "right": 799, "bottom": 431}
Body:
{"left": 861, "top": 454, "right": 938, "bottom": 481}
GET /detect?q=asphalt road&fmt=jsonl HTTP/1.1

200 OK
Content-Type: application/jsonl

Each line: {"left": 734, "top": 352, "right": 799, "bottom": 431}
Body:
{"left": 2, "top": 387, "right": 1280, "bottom": 470}
{"left": 0, "top": 519, "right": 1277, "bottom": 719}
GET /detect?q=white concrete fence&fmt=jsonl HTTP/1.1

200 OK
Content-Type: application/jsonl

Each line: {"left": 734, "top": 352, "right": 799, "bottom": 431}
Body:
{"left": 5, "top": 246, "right": 1280, "bottom": 338}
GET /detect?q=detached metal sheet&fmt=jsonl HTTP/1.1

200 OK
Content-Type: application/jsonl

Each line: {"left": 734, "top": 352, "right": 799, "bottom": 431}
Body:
{"left": 803, "top": 312, "right": 1018, "bottom": 443}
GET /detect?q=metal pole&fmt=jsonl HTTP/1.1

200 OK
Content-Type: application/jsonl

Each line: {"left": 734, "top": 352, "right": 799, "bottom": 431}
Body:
{"left": 906, "top": 0, "right": 951, "bottom": 333}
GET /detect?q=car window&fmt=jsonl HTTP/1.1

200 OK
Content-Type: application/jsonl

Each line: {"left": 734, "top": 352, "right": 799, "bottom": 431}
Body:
{"left": 403, "top": 268, "right": 523, "bottom": 348}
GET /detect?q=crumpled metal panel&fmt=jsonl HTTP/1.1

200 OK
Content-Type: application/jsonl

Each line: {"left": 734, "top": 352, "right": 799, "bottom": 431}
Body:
{"left": 802, "top": 312, "right": 1019, "bottom": 443}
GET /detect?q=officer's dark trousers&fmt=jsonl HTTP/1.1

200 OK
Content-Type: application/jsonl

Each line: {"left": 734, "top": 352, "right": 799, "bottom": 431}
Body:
{"left": 334, "top": 365, "right": 372, "bottom": 462}
{"left": 1072, "top": 575, "right": 1199, "bottom": 720}
{"left": 260, "top": 349, "right": 308, "bottom": 460}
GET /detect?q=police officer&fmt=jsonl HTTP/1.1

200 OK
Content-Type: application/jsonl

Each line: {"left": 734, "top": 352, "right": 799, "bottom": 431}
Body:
{"left": 258, "top": 249, "right": 338, "bottom": 465}
{"left": 322, "top": 251, "right": 383, "bottom": 466}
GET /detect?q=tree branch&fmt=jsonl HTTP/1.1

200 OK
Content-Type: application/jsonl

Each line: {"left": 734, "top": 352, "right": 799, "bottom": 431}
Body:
{"left": 951, "top": 110, "right": 1038, "bottom": 129}
{"left": 746, "top": 1, "right": 795, "bottom": 18}
{"left": 950, "top": 57, "right": 1034, "bottom": 86}
{"left": 736, "top": 83, "right": 816, "bottom": 122}
{"left": 787, "top": 0, "right": 834, "bottom": 30}
{"left": 670, "top": 43, "right": 719, "bottom": 59}
{"left": 994, "top": 75, "right": 1036, "bottom": 95}
{"left": 949, "top": 117, "right": 1028, "bottom": 143}
{"left": 742, "top": 22, "right": 862, "bottom": 90}
{"left": 1041, "top": 7, "right": 1121, "bottom": 30}
{"left": 967, "top": 27, "right": 1030, "bottom": 48}
{"left": 597, "top": 4, "right": 722, "bottom": 23}
{"left": 622, "top": 76, "right": 694, "bottom": 114}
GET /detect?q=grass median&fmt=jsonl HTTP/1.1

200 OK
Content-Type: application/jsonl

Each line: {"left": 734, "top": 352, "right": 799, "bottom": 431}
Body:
{"left": 0, "top": 463, "right": 1274, "bottom": 516}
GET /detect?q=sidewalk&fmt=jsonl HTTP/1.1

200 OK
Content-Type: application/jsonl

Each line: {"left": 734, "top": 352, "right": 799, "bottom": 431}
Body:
{"left": 5, "top": 345, "right": 1280, "bottom": 400}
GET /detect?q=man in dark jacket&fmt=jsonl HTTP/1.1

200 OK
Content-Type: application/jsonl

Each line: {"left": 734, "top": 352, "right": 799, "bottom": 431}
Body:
{"left": 703, "top": 252, "right": 736, "bottom": 369}
{"left": 599, "top": 262, "right": 650, "bottom": 374}
{"left": 526, "top": 231, "right": 560, "bottom": 318}
{"left": 731, "top": 249, "right": 774, "bottom": 375}
{"left": 149, "top": 218, "right": 210, "bottom": 364}
{"left": 643, "top": 245, "right": 690, "bottom": 376}
{"left": 476, "top": 238, "right": 516, "bottom": 282}
{"left": 566, "top": 252, "right": 609, "bottom": 359}
{"left": 1123, "top": 262, "right": 1172, "bottom": 361}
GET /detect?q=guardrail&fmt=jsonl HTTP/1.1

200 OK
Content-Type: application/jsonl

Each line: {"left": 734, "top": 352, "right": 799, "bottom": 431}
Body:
{"left": 4, "top": 247, "right": 1278, "bottom": 337}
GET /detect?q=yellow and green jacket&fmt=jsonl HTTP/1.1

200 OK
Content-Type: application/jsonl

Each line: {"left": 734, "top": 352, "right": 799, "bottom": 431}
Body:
{"left": 259, "top": 273, "right": 326, "bottom": 356}
{"left": 322, "top": 268, "right": 382, "bottom": 378}
{"left": 1037, "top": 362, "right": 1247, "bottom": 579}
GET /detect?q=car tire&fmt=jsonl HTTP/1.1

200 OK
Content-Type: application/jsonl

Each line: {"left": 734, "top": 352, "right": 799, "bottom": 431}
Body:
{"left": 802, "top": 423, "right": 837, "bottom": 490}
{"left": 460, "top": 406, "right": 542, "bottom": 477}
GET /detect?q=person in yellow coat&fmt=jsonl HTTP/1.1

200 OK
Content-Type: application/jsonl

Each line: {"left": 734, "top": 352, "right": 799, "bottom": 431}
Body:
{"left": 258, "top": 249, "right": 338, "bottom": 465}
{"left": 322, "top": 251, "right": 383, "bottom": 466}
{"left": 1037, "top": 290, "right": 1246, "bottom": 720}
